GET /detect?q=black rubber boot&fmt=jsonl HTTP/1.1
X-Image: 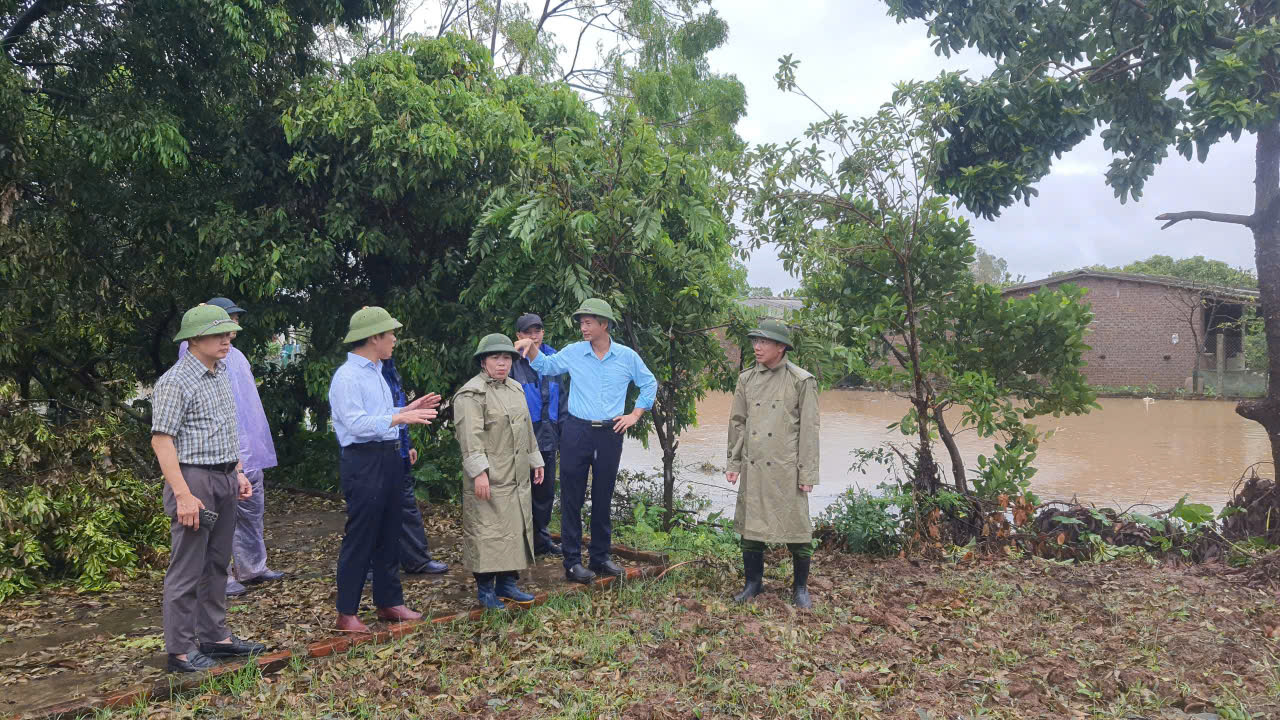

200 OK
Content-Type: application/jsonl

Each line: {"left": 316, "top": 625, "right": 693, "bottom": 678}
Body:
{"left": 733, "top": 550, "right": 765, "bottom": 603}
{"left": 791, "top": 554, "right": 812, "bottom": 609}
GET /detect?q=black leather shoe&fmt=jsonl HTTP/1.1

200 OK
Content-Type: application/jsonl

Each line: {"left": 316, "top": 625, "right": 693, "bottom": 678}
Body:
{"left": 589, "top": 559, "right": 625, "bottom": 577}
{"left": 565, "top": 563, "right": 596, "bottom": 584}
{"left": 200, "top": 635, "right": 266, "bottom": 658}
{"left": 167, "top": 652, "right": 218, "bottom": 673}
{"left": 536, "top": 542, "right": 563, "bottom": 557}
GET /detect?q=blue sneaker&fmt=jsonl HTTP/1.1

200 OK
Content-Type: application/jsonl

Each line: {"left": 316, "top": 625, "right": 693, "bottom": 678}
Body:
{"left": 226, "top": 579, "right": 248, "bottom": 597}
{"left": 495, "top": 575, "right": 535, "bottom": 603}
{"left": 476, "top": 578, "right": 505, "bottom": 610}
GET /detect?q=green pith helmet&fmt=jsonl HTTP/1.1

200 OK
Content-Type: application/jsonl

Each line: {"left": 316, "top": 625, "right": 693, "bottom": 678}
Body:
{"left": 571, "top": 297, "right": 617, "bottom": 324}
{"left": 343, "top": 306, "right": 403, "bottom": 344}
{"left": 174, "top": 304, "right": 243, "bottom": 342}
{"left": 474, "top": 333, "right": 518, "bottom": 359}
{"left": 747, "top": 318, "right": 793, "bottom": 350}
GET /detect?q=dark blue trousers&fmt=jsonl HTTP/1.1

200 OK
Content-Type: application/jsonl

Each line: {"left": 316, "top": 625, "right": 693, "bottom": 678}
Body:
{"left": 559, "top": 417, "right": 624, "bottom": 570}
{"left": 398, "top": 457, "right": 435, "bottom": 570}
{"left": 531, "top": 449, "right": 557, "bottom": 553}
{"left": 336, "top": 442, "right": 403, "bottom": 615}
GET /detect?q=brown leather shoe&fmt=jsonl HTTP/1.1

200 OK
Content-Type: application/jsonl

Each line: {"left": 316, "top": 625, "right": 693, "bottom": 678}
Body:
{"left": 335, "top": 613, "right": 369, "bottom": 633}
{"left": 375, "top": 605, "right": 422, "bottom": 622}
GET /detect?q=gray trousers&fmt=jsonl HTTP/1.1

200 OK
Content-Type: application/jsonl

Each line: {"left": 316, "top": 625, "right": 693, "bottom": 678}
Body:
{"left": 163, "top": 464, "right": 237, "bottom": 655}
{"left": 229, "top": 469, "right": 269, "bottom": 582}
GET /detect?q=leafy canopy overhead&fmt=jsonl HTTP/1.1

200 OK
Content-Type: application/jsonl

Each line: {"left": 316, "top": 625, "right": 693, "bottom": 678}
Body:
{"left": 884, "top": 0, "right": 1276, "bottom": 216}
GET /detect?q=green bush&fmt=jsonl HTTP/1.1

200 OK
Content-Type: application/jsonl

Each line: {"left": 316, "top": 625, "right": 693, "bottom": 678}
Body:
{"left": 0, "top": 382, "right": 169, "bottom": 601}
{"left": 270, "top": 427, "right": 341, "bottom": 493}
{"left": 817, "top": 484, "right": 906, "bottom": 556}
{"left": 611, "top": 470, "right": 741, "bottom": 560}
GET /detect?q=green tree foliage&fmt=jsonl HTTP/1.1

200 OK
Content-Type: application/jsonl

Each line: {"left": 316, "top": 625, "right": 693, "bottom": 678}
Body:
{"left": 881, "top": 0, "right": 1280, "bottom": 469}
{"left": 969, "top": 247, "right": 1021, "bottom": 287}
{"left": 1055, "top": 254, "right": 1257, "bottom": 289}
{"left": 0, "top": 381, "right": 169, "bottom": 600}
{"left": 470, "top": 101, "right": 742, "bottom": 528}
{"left": 1, "top": 0, "right": 389, "bottom": 408}
{"left": 745, "top": 68, "right": 1096, "bottom": 498}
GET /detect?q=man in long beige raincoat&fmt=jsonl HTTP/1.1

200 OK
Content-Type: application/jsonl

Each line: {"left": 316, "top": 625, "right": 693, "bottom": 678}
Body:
{"left": 455, "top": 333, "right": 546, "bottom": 609}
{"left": 726, "top": 318, "right": 820, "bottom": 608}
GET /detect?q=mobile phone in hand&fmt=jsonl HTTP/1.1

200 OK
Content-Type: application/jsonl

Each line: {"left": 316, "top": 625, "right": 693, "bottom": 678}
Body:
{"left": 199, "top": 508, "right": 219, "bottom": 530}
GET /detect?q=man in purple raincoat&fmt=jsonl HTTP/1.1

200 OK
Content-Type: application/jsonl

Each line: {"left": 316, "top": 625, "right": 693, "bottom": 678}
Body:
{"left": 179, "top": 296, "right": 282, "bottom": 595}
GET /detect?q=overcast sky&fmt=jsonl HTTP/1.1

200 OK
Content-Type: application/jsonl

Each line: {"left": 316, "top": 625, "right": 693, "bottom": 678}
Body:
{"left": 406, "top": 1, "right": 1258, "bottom": 291}
{"left": 706, "top": 0, "right": 1257, "bottom": 291}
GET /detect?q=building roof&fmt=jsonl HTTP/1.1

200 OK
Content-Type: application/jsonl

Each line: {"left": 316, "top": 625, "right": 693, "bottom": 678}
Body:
{"left": 738, "top": 296, "right": 804, "bottom": 312}
{"left": 1002, "top": 269, "right": 1259, "bottom": 303}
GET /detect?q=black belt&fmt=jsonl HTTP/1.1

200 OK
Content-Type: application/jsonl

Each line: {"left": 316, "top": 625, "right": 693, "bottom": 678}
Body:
{"left": 567, "top": 414, "right": 609, "bottom": 428}
{"left": 345, "top": 440, "right": 401, "bottom": 451}
{"left": 180, "top": 461, "right": 238, "bottom": 472}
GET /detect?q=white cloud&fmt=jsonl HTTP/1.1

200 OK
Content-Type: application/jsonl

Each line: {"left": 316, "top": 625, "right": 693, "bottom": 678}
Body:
{"left": 707, "top": 1, "right": 1256, "bottom": 290}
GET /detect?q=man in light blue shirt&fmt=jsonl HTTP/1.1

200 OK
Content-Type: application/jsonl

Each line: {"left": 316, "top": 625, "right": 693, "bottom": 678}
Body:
{"left": 327, "top": 306, "right": 439, "bottom": 633}
{"left": 514, "top": 298, "right": 656, "bottom": 583}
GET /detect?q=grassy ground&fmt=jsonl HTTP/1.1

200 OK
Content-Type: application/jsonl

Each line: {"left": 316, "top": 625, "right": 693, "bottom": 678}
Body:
{"left": 83, "top": 548, "right": 1280, "bottom": 719}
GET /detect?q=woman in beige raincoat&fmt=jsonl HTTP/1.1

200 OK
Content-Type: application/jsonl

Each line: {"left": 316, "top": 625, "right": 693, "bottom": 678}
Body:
{"left": 726, "top": 319, "right": 820, "bottom": 608}
{"left": 455, "top": 333, "right": 546, "bottom": 609}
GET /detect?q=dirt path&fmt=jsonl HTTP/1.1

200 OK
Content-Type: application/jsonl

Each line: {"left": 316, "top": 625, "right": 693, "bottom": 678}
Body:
{"left": 0, "top": 490, "right": 635, "bottom": 715}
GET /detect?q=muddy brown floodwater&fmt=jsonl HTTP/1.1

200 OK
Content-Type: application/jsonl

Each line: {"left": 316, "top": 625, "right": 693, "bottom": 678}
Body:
{"left": 621, "top": 391, "right": 1271, "bottom": 515}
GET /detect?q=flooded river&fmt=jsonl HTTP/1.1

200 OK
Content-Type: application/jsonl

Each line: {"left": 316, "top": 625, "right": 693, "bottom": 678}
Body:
{"left": 621, "top": 391, "right": 1271, "bottom": 515}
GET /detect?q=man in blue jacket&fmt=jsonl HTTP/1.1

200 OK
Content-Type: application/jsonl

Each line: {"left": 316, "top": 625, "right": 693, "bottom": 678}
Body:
{"left": 511, "top": 313, "right": 568, "bottom": 557}
{"left": 381, "top": 357, "right": 449, "bottom": 575}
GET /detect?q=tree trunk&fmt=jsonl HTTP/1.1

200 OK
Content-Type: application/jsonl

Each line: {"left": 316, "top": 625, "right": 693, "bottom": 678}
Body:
{"left": 1238, "top": 121, "right": 1280, "bottom": 465}
{"left": 901, "top": 264, "right": 942, "bottom": 495}
{"left": 652, "top": 395, "right": 678, "bottom": 531}
{"left": 933, "top": 406, "right": 967, "bottom": 493}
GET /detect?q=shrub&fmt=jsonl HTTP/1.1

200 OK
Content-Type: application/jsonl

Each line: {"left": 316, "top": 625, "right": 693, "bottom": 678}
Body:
{"left": 817, "top": 484, "right": 906, "bottom": 556}
{"left": 0, "top": 382, "right": 168, "bottom": 600}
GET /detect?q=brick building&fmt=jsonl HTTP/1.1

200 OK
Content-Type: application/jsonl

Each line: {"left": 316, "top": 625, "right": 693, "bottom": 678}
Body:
{"left": 1001, "top": 271, "right": 1258, "bottom": 391}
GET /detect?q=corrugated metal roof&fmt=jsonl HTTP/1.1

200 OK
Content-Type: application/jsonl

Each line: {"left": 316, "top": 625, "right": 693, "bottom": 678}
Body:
{"left": 736, "top": 296, "right": 804, "bottom": 317}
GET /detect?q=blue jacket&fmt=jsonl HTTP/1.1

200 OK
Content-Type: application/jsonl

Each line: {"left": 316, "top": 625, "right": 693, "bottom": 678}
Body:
{"left": 380, "top": 357, "right": 411, "bottom": 459}
{"left": 511, "top": 343, "right": 567, "bottom": 452}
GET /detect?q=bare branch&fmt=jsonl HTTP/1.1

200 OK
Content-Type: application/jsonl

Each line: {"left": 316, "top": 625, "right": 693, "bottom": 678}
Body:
{"left": 3, "top": 0, "right": 58, "bottom": 66}
{"left": 489, "top": 0, "right": 502, "bottom": 56}
{"left": 1155, "top": 210, "right": 1255, "bottom": 230}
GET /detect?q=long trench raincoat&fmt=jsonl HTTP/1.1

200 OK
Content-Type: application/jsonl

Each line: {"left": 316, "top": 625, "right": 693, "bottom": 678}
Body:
{"left": 726, "top": 360, "right": 821, "bottom": 544}
{"left": 455, "top": 371, "right": 545, "bottom": 573}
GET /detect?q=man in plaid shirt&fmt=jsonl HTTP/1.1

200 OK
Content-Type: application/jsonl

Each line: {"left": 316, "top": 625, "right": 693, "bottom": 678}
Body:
{"left": 151, "top": 304, "right": 265, "bottom": 673}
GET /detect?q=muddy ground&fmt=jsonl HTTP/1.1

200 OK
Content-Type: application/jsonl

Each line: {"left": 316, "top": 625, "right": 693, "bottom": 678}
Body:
{"left": 0, "top": 490, "right": 630, "bottom": 715}
{"left": 7, "top": 490, "right": 1280, "bottom": 718}
{"left": 59, "top": 551, "right": 1280, "bottom": 718}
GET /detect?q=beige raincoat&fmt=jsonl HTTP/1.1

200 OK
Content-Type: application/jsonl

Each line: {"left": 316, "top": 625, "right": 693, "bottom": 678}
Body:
{"left": 726, "top": 360, "right": 820, "bottom": 544}
{"left": 455, "top": 372, "right": 544, "bottom": 573}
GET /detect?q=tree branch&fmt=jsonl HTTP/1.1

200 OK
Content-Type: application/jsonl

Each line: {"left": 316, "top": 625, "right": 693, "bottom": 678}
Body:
{"left": 2, "top": 0, "right": 57, "bottom": 59}
{"left": 1155, "top": 210, "right": 1255, "bottom": 230}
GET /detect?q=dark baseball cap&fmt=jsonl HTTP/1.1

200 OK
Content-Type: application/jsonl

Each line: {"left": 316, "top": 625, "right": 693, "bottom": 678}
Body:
{"left": 516, "top": 313, "right": 543, "bottom": 333}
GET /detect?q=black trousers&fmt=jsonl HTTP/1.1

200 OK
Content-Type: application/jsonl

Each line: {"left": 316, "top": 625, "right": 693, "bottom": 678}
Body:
{"left": 559, "top": 417, "right": 624, "bottom": 570}
{"left": 398, "top": 456, "right": 435, "bottom": 570}
{"left": 336, "top": 442, "right": 403, "bottom": 615}
{"left": 531, "top": 449, "right": 557, "bottom": 552}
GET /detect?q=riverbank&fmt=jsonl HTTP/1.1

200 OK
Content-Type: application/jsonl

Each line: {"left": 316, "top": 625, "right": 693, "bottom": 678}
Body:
{"left": 50, "top": 548, "right": 1280, "bottom": 719}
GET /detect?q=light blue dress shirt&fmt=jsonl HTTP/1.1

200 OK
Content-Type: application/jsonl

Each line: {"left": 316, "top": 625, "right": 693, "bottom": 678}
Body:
{"left": 530, "top": 340, "right": 657, "bottom": 421}
{"left": 328, "top": 352, "right": 402, "bottom": 447}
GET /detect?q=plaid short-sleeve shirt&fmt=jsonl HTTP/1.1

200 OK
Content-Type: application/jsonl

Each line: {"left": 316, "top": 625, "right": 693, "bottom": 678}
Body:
{"left": 151, "top": 352, "right": 240, "bottom": 465}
